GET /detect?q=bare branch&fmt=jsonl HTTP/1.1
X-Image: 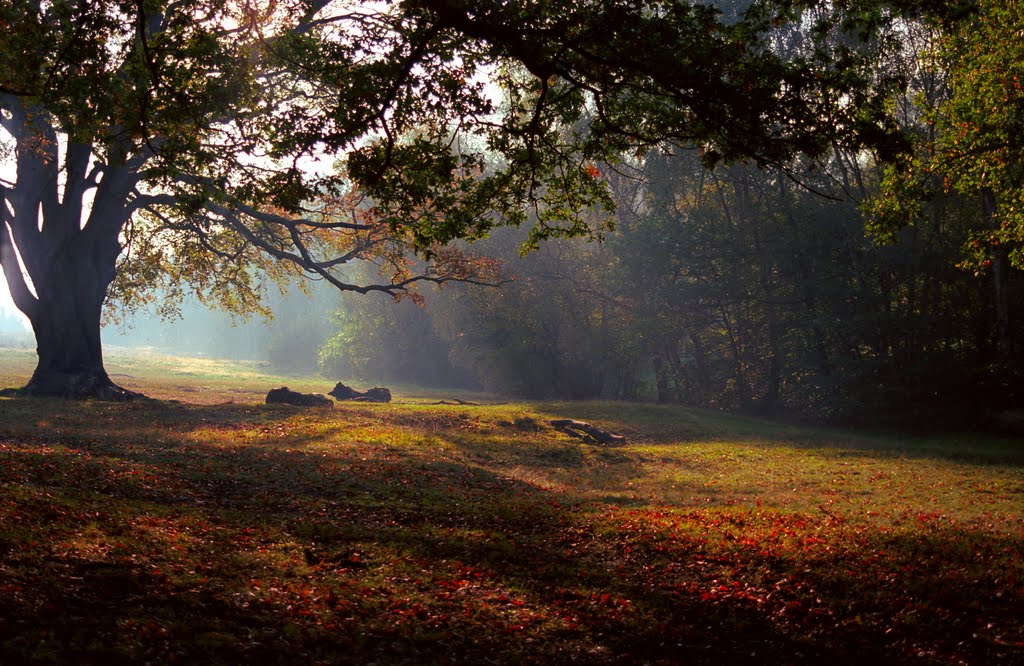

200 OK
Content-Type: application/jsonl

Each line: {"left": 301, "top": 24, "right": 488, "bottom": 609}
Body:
{"left": 200, "top": 197, "right": 504, "bottom": 297}
{"left": 232, "top": 199, "right": 373, "bottom": 232}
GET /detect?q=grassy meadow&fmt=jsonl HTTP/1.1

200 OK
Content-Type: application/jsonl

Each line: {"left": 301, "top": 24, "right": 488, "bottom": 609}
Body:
{"left": 0, "top": 348, "right": 1022, "bottom": 664}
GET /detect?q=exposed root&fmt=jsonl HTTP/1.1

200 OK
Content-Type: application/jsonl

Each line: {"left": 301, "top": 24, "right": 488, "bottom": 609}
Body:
{"left": 4, "top": 371, "right": 147, "bottom": 401}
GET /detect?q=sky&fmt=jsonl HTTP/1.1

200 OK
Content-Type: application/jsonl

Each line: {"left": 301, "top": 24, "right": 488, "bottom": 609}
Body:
{"left": 0, "top": 278, "right": 29, "bottom": 331}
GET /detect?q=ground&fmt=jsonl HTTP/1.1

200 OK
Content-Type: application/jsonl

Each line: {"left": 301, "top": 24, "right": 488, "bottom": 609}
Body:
{"left": 0, "top": 348, "right": 1022, "bottom": 664}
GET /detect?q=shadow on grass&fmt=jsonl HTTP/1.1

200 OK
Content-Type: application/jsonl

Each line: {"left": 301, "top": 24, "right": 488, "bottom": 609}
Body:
{"left": 0, "top": 397, "right": 1020, "bottom": 664}
{"left": 532, "top": 401, "right": 1024, "bottom": 469}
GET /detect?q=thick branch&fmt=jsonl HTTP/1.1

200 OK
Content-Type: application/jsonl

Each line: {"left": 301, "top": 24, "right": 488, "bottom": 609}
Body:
{"left": 82, "top": 163, "right": 140, "bottom": 241}
{"left": 60, "top": 141, "right": 95, "bottom": 224}
{"left": 204, "top": 199, "right": 366, "bottom": 290}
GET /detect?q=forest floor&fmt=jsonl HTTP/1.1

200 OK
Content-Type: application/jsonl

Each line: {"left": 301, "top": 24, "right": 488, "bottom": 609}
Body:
{"left": 0, "top": 349, "right": 1022, "bottom": 664}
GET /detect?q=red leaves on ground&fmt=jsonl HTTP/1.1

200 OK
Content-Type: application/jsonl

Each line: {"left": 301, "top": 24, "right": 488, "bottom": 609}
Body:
{"left": 0, "top": 400, "right": 1022, "bottom": 664}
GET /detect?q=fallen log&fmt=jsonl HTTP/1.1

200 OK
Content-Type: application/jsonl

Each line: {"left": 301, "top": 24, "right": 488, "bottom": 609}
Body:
{"left": 549, "top": 419, "right": 626, "bottom": 445}
{"left": 329, "top": 382, "right": 392, "bottom": 403}
{"left": 266, "top": 387, "right": 333, "bottom": 408}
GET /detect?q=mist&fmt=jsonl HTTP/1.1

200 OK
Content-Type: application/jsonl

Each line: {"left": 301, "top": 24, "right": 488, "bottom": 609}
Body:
{"left": 0, "top": 281, "right": 30, "bottom": 356}
{"left": 101, "top": 279, "right": 337, "bottom": 376}
{"left": 2, "top": 146, "right": 1021, "bottom": 431}
{"left": 96, "top": 270, "right": 482, "bottom": 391}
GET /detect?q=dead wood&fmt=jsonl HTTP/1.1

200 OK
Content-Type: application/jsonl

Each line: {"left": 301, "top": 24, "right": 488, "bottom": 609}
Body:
{"left": 329, "top": 383, "right": 392, "bottom": 403}
{"left": 266, "top": 387, "right": 333, "bottom": 407}
{"left": 549, "top": 419, "right": 626, "bottom": 445}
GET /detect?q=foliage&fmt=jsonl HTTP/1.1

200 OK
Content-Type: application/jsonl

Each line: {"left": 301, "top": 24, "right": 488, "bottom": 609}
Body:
{"left": 934, "top": 0, "right": 1024, "bottom": 261}
{"left": 0, "top": 366, "right": 1021, "bottom": 663}
{"left": 317, "top": 286, "right": 476, "bottom": 388}
{"left": 432, "top": 230, "right": 642, "bottom": 399}
{"left": 303, "top": 0, "right": 1023, "bottom": 424}
{"left": 0, "top": 0, "right": 999, "bottom": 398}
{"left": 0, "top": 0, "right": 940, "bottom": 314}
{"left": 330, "top": 138, "right": 1015, "bottom": 426}
{"left": 318, "top": 226, "right": 644, "bottom": 399}
{"left": 868, "top": 0, "right": 1024, "bottom": 260}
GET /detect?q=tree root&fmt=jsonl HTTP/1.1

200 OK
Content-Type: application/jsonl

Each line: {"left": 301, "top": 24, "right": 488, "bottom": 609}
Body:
{"left": 1, "top": 371, "right": 146, "bottom": 401}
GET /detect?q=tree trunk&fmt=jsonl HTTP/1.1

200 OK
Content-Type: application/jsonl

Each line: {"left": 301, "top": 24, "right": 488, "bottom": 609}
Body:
{"left": 16, "top": 243, "right": 139, "bottom": 400}
{"left": 1, "top": 162, "right": 139, "bottom": 400}
{"left": 666, "top": 349, "right": 687, "bottom": 404}
{"left": 982, "top": 188, "right": 1013, "bottom": 359}
{"left": 688, "top": 330, "right": 712, "bottom": 407}
{"left": 18, "top": 254, "right": 136, "bottom": 399}
{"left": 0, "top": 100, "right": 142, "bottom": 400}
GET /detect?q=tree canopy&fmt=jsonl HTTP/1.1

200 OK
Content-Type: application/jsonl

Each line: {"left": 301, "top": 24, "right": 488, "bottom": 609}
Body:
{"left": 867, "top": 0, "right": 1023, "bottom": 357}
{"left": 0, "top": 0, "right": 977, "bottom": 397}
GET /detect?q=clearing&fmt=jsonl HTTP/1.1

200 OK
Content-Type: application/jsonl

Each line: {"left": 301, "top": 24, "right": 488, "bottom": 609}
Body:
{"left": 0, "top": 349, "right": 1021, "bottom": 664}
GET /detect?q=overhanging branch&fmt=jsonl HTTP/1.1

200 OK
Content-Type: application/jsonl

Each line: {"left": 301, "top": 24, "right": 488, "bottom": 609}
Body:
{"left": 199, "top": 198, "right": 505, "bottom": 297}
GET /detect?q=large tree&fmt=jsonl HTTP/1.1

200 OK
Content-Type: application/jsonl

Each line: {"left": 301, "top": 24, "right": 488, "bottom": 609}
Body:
{"left": 0, "top": 0, "right": 936, "bottom": 398}
{"left": 870, "top": 0, "right": 1024, "bottom": 358}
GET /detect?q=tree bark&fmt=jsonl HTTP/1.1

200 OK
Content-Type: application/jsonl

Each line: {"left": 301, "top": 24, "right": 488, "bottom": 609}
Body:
{"left": 0, "top": 104, "right": 141, "bottom": 400}
{"left": 8, "top": 235, "right": 139, "bottom": 400}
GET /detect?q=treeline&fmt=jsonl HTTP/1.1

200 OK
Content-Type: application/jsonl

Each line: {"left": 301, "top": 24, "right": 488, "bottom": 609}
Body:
{"left": 316, "top": 144, "right": 1021, "bottom": 429}
{"left": 107, "top": 3, "right": 1023, "bottom": 430}
{"left": 317, "top": 7, "right": 1024, "bottom": 430}
{"left": 108, "top": 143, "right": 1021, "bottom": 429}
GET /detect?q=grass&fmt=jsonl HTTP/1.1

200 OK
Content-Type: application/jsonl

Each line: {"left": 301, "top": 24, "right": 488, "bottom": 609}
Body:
{"left": 0, "top": 348, "right": 1022, "bottom": 664}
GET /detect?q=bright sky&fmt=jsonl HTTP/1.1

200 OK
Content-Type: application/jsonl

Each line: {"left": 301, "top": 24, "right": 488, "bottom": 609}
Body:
{"left": 0, "top": 285, "right": 28, "bottom": 329}
{"left": 0, "top": 126, "right": 28, "bottom": 329}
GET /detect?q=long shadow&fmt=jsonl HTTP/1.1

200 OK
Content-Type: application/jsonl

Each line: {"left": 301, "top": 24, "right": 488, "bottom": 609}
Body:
{"left": 0, "top": 397, "right": 1018, "bottom": 664}
{"left": 532, "top": 401, "right": 1024, "bottom": 469}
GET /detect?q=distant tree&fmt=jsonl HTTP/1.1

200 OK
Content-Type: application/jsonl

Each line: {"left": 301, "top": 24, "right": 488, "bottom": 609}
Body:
{"left": 0, "top": 0, "right": 939, "bottom": 398}
{"left": 317, "top": 265, "right": 478, "bottom": 388}
{"left": 426, "top": 228, "right": 641, "bottom": 399}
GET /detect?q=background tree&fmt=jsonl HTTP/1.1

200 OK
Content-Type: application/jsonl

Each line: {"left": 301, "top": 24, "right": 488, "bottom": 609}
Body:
{"left": 866, "top": 0, "right": 1024, "bottom": 418}
{"left": 432, "top": 230, "right": 640, "bottom": 399}
{"left": 336, "top": 128, "right": 1016, "bottom": 427}
{"left": 317, "top": 262, "right": 479, "bottom": 388}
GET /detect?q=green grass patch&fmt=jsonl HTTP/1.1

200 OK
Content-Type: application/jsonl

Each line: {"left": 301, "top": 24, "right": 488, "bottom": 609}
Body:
{"left": 0, "top": 350, "right": 1022, "bottom": 663}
